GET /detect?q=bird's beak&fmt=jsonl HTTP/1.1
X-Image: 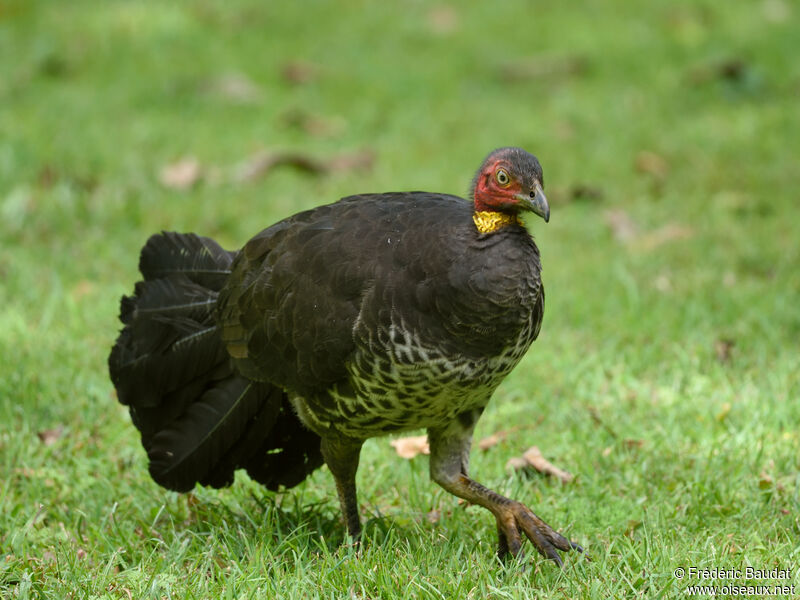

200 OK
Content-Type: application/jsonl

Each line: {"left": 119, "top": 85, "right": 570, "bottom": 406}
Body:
{"left": 515, "top": 181, "right": 550, "bottom": 223}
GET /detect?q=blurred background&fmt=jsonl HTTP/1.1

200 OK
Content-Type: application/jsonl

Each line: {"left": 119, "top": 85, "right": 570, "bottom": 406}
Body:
{"left": 1, "top": 0, "right": 798, "bottom": 596}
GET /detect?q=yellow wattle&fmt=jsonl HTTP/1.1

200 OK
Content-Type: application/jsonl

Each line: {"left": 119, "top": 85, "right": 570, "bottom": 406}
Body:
{"left": 472, "top": 211, "right": 523, "bottom": 234}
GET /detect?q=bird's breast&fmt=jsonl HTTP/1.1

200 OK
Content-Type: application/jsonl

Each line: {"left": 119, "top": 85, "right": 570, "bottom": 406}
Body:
{"left": 295, "top": 305, "right": 538, "bottom": 438}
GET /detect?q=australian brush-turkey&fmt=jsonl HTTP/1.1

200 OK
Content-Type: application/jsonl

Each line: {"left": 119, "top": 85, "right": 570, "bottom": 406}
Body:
{"left": 109, "top": 147, "right": 582, "bottom": 564}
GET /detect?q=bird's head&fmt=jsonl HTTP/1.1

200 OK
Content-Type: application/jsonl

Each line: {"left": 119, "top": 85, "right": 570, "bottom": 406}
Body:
{"left": 470, "top": 147, "right": 549, "bottom": 229}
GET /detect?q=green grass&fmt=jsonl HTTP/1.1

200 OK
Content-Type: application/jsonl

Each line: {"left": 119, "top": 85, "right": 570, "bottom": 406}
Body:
{"left": 2, "top": 0, "right": 799, "bottom": 597}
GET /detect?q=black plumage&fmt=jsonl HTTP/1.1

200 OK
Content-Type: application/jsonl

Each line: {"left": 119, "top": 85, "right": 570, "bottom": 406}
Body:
{"left": 109, "top": 147, "right": 582, "bottom": 565}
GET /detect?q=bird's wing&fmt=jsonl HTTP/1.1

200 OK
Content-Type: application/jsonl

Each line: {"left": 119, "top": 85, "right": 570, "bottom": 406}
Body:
{"left": 216, "top": 196, "right": 401, "bottom": 394}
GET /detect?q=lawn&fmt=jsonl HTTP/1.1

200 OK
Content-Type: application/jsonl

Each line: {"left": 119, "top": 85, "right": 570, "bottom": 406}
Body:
{"left": 1, "top": 0, "right": 799, "bottom": 597}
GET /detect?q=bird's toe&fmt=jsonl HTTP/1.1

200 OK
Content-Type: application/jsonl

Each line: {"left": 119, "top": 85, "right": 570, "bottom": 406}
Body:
{"left": 495, "top": 501, "right": 582, "bottom": 567}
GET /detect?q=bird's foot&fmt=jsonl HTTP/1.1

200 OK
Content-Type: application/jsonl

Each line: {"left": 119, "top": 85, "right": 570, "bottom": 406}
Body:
{"left": 495, "top": 501, "right": 583, "bottom": 566}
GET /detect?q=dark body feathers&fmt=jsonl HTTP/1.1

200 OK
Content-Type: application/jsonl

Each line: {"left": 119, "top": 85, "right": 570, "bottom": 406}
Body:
{"left": 108, "top": 147, "right": 585, "bottom": 565}
{"left": 110, "top": 195, "right": 542, "bottom": 517}
{"left": 109, "top": 232, "right": 323, "bottom": 492}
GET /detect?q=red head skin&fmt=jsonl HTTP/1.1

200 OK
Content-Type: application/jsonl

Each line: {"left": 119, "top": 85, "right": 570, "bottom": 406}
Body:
{"left": 469, "top": 147, "right": 549, "bottom": 222}
{"left": 472, "top": 159, "right": 525, "bottom": 213}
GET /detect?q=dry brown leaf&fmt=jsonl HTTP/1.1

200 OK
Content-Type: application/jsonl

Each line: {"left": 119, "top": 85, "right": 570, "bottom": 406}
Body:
{"left": 653, "top": 273, "right": 672, "bottom": 293}
{"left": 71, "top": 280, "right": 94, "bottom": 301}
{"left": 37, "top": 165, "right": 58, "bottom": 189}
{"left": 635, "top": 223, "right": 694, "bottom": 251}
{"left": 233, "top": 149, "right": 374, "bottom": 183}
{"left": 499, "top": 55, "right": 587, "bottom": 82}
{"left": 763, "top": 0, "right": 791, "bottom": 23}
{"left": 390, "top": 435, "right": 429, "bottom": 459}
{"left": 326, "top": 150, "right": 375, "bottom": 173}
{"left": 505, "top": 456, "right": 528, "bottom": 471}
{"left": 233, "top": 151, "right": 324, "bottom": 182}
{"left": 715, "top": 338, "right": 735, "bottom": 364}
{"left": 478, "top": 431, "right": 508, "bottom": 451}
{"left": 688, "top": 58, "right": 748, "bottom": 85}
{"left": 569, "top": 184, "right": 604, "bottom": 203}
{"left": 623, "top": 439, "right": 644, "bottom": 450}
{"left": 427, "top": 6, "right": 459, "bottom": 35}
{"left": 635, "top": 151, "right": 669, "bottom": 180}
{"left": 281, "top": 61, "right": 318, "bottom": 85}
{"left": 37, "top": 426, "right": 63, "bottom": 446}
{"left": 604, "top": 209, "right": 639, "bottom": 243}
{"left": 522, "top": 446, "right": 574, "bottom": 483}
{"left": 426, "top": 509, "right": 441, "bottom": 524}
{"left": 159, "top": 157, "right": 202, "bottom": 190}
{"left": 282, "top": 109, "right": 346, "bottom": 138}
{"left": 203, "top": 72, "right": 262, "bottom": 104}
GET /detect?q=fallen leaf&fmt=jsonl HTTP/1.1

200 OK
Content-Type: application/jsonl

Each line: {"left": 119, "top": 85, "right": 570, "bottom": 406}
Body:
{"left": 762, "top": 0, "right": 791, "bottom": 23}
{"left": 522, "top": 447, "right": 574, "bottom": 483}
{"left": 426, "top": 509, "right": 441, "bottom": 524}
{"left": 723, "top": 271, "right": 737, "bottom": 287}
{"left": 233, "top": 151, "right": 324, "bottom": 182}
{"left": 604, "top": 209, "right": 639, "bottom": 243}
{"left": 326, "top": 150, "right": 375, "bottom": 173}
{"left": 159, "top": 157, "right": 202, "bottom": 190}
{"left": 281, "top": 61, "right": 318, "bottom": 85}
{"left": 507, "top": 446, "right": 576, "bottom": 482}
{"left": 37, "top": 165, "right": 58, "bottom": 188}
{"left": 506, "top": 456, "right": 528, "bottom": 471}
{"left": 635, "top": 223, "right": 694, "bottom": 251}
{"left": 427, "top": 6, "right": 459, "bottom": 35}
{"left": 569, "top": 184, "right": 604, "bottom": 202}
{"left": 282, "top": 109, "right": 347, "bottom": 138}
{"left": 623, "top": 439, "right": 644, "bottom": 450}
{"left": 390, "top": 435, "right": 429, "bottom": 459}
{"left": 233, "top": 149, "right": 374, "bottom": 183}
{"left": 37, "top": 426, "right": 64, "bottom": 446}
{"left": 71, "top": 280, "right": 94, "bottom": 301}
{"left": 688, "top": 57, "right": 750, "bottom": 85}
{"left": 635, "top": 151, "right": 669, "bottom": 180}
{"left": 653, "top": 273, "right": 672, "bottom": 293}
{"left": 478, "top": 431, "right": 508, "bottom": 451}
{"left": 499, "top": 55, "right": 588, "bottom": 82}
{"left": 202, "top": 72, "right": 262, "bottom": 103}
{"left": 715, "top": 338, "right": 735, "bottom": 363}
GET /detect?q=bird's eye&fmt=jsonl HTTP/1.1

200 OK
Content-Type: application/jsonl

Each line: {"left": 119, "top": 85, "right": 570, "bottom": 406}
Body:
{"left": 495, "top": 169, "right": 510, "bottom": 186}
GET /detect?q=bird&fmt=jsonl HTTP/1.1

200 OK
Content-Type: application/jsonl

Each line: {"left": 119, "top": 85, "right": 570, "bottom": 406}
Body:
{"left": 108, "top": 146, "right": 582, "bottom": 565}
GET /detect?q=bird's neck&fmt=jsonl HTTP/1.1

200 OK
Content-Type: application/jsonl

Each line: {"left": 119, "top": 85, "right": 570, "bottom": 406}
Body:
{"left": 472, "top": 210, "right": 523, "bottom": 234}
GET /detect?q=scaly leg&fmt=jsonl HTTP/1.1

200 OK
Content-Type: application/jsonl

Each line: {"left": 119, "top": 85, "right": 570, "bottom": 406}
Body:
{"left": 428, "top": 415, "right": 582, "bottom": 565}
{"left": 320, "top": 435, "right": 364, "bottom": 539}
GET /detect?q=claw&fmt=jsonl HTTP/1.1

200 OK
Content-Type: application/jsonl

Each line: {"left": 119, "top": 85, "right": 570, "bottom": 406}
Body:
{"left": 495, "top": 501, "right": 583, "bottom": 566}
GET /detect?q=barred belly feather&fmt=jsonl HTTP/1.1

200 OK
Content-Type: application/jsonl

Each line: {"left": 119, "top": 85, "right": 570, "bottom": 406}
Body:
{"left": 293, "top": 302, "right": 539, "bottom": 438}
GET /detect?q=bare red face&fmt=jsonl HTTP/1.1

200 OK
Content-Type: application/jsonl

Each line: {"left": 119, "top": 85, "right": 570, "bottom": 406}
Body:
{"left": 473, "top": 159, "right": 525, "bottom": 213}
{"left": 470, "top": 148, "right": 550, "bottom": 222}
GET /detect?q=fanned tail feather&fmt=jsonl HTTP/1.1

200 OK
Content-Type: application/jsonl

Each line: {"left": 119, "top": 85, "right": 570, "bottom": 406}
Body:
{"left": 109, "top": 232, "right": 323, "bottom": 493}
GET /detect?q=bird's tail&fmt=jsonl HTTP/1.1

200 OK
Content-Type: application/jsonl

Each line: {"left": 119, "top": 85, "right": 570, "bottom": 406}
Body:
{"left": 108, "top": 232, "right": 322, "bottom": 493}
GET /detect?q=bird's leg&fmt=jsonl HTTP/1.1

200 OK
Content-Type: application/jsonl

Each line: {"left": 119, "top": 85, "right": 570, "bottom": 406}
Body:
{"left": 428, "top": 415, "right": 582, "bottom": 565}
{"left": 320, "top": 435, "right": 364, "bottom": 540}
